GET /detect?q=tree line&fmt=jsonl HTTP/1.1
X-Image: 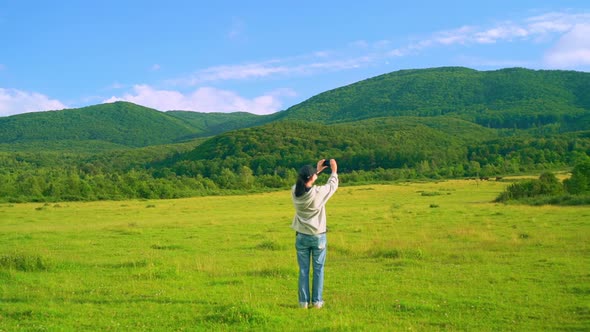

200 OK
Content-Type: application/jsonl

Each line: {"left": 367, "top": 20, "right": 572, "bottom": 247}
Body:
{"left": 1, "top": 129, "right": 588, "bottom": 203}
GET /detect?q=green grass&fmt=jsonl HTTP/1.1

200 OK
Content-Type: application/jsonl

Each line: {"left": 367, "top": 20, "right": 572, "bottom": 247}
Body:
{"left": 0, "top": 179, "right": 589, "bottom": 331}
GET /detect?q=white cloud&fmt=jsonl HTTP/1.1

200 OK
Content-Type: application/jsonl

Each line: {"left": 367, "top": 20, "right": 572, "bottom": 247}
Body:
{"left": 432, "top": 26, "right": 474, "bottom": 45}
{"left": 307, "top": 56, "right": 373, "bottom": 71}
{"left": 474, "top": 25, "right": 529, "bottom": 44}
{"left": 426, "top": 15, "right": 578, "bottom": 48}
{"left": 171, "top": 53, "right": 377, "bottom": 87}
{"left": 527, "top": 12, "right": 590, "bottom": 34}
{"left": 0, "top": 88, "right": 66, "bottom": 116}
{"left": 166, "top": 61, "right": 290, "bottom": 86}
{"left": 196, "top": 63, "right": 290, "bottom": 82}
{"left": 387, "top": 11, "right": 589, "bottom": 70}
{"left": 544, "top": 24, "right": 590, "bottom": 68}
{"left": 104, "top": 85, "right": 296, "bottom": 115}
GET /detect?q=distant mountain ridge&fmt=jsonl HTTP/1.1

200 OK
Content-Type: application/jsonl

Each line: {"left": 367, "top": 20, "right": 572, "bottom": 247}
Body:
{"left": 275, "top": 67, "right": 590, "bottom": 129}
{"left": 1, "top": 67, "right": 589, "bottom": 152}
{"left": 0, "top": 102, "right": 275, "bottom": 150}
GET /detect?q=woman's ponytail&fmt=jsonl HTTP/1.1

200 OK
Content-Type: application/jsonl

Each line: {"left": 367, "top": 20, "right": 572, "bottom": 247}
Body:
{"left": 295, "top": 178, "right": 307, "bottom": 197}
{"left": 294, "top": 165, "right": 316, "bottom": 197}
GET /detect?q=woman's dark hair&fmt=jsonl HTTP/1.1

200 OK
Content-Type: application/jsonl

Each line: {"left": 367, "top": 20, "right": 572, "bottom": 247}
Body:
{"left": 295, "top": 165, "right": 316, "bottom": 197}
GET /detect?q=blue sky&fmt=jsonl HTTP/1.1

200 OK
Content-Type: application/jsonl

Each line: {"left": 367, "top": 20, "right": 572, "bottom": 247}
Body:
{"left": 1, "top": 1, "right": 589, "bottom": 116}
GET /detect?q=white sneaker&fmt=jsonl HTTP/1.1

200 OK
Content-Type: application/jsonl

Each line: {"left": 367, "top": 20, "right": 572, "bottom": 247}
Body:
{"left": 299, "top": 302, "right": 309, "bottom": 309}
{"left": 312, "top": 301, "right": 324, "bottom": 309}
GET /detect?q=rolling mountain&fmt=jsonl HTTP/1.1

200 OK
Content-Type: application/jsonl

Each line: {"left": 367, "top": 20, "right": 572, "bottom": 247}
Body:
{"left": 2, "top": 67, "right": 589, "bottom": 153}
{"left": 274, "top": 67, "right": 590, "bottom": 130}
{"left": 160, "top": 67, "right": 589, "bottom": 173}
{"left": 0, "top": 102, "right": 274, "bottom": 151}
{"left": 0, "top": 102, "right": 192, "bottom": 149}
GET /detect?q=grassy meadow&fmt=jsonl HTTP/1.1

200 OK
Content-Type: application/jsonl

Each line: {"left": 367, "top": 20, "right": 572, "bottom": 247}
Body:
{"left": 0, "top": 178, "right": 589, "bottom": 331}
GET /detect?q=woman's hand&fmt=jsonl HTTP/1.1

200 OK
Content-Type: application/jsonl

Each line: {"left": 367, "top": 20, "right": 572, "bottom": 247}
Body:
{"left": 317, "top": 159, "right": 329, "bottom": 174}
{"left": 330, "top": 159, "right": 337, "bottom": 174}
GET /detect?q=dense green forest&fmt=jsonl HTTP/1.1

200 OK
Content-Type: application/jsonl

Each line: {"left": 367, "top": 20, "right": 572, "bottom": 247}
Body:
{"left": 0, "top": 102, "right": 275, "bottom": 152}
{"left": 1, "top": 67, "right": 589, "bottom": 202}
{"left": 275, "top": 67, "right": 590, "bottom": 130}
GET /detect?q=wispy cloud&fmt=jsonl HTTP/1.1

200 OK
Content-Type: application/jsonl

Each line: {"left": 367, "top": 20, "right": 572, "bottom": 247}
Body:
{"left": 178, "top": 62, "right": 291, "bottom": 85}
{"left": 474, "top": 24, "right": 530, "bottom": 43}
{"left": 401, "top": 11, "right": 590, "bottom": 53}
{"left": 170, "top": 53, "right": 376, "bottom": 87}
{"left": 527, "top": 12, "right": 590, "bottom": 35}
{"left": 104, "top": 85, "right": 297, "bottom": 114}
{"left": 174, "top": 10, "right": 590, "bottom": 86}
{"left": 0, "top": 88, "right": 66, "bottom": 116}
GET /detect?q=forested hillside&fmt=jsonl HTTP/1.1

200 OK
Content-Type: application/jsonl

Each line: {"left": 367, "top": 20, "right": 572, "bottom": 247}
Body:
{"left": 166, "top": 117, "right": 494, "bottom": 173}
{"left": 0, "top": 102, "right": 192, "bottom": 149}
{"left": 0, "top": 102, "right": 272, "bottom": 151}
{"left": 276, "top": 67, "right": 590, "bottom": 132}
{"left": 1, "top": 67, "right": 589, "bottom": 202}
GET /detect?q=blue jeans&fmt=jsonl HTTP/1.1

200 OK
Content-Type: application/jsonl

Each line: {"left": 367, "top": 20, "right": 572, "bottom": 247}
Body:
{"left": 295, "top": 232, "right": 327, "bottom": 305}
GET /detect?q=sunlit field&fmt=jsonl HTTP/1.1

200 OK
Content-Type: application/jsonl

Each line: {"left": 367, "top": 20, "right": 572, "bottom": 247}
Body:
{"left": 1, "top": 178, "right": 588, "bottom": 331}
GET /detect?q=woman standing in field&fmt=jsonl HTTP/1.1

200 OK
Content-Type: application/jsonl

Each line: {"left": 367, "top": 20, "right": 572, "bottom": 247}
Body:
{"left": 291, "top": 158, "right": 338, "bottom": 309}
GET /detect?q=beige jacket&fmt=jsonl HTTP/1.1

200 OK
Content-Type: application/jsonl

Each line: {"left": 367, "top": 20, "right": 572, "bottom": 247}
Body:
{"left": 291, "top": 173, "right": 339, "bottom": 235}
